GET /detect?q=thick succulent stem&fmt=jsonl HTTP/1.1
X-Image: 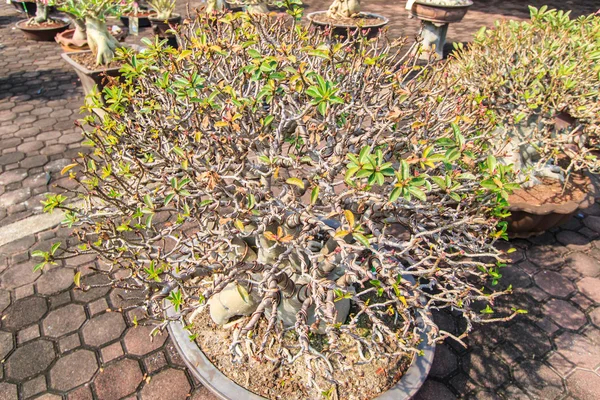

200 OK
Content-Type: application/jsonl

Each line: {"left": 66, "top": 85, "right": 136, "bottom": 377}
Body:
{"left": 154, "top": 10, "right": 172, "bottom": 20}
{"left": 85, "top": 17, "right": 120, "bottom": 66}
{"left": 327, "top": 0, "right": 361, "bottom": 18}
{"left": 246, "top": 2, "right": 270, "bottom": 14}
{"left": 33, "top": 2, "right": 48, "bottom": 24}
{"left": 205, "top": 0, "right": 225, "bottom": 13}
{"left": 72, "top": 18, "right": 87, "bottom": 42}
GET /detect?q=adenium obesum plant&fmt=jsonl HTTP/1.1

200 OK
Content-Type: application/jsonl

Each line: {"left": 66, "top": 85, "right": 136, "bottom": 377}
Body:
{"left": 327, "top": 0, "right": 360, "bottom": 19}
{"left": 147, "top": 0, "right": 176, "bottom": 20}
{"left": 446, "top": 6, "right": 600, "bottom": 187}
{"left": 38, "top": 11, "right": 525, "bottom": 392}
{"left": 28, "top": 0, "right": 54, "bottom": 25}
{"left": 58, "top": 0, "right": 88, "bottom": 43}
{"left": 60, "top": 0, "right": 125, "bottom": 65}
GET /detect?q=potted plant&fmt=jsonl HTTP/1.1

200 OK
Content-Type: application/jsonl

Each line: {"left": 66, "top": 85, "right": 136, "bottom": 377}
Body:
{"left": 446, "top": 6, "right": 600, "bottom": 237}
{"left": 37, "top": 10, "right": 525, "bottom": 400}
{"left": 15, "top": 0, "right": 70, "bottom": 41}
{"left": 56, "top": 0, "right": 128, "bottom": 52}
{"left": 306, "top": 0, "right": 389, "bottom": 37}
{"left": 60, "top": 0, "right": 129, "bottom": 98}
{"left": 147, "top": 0, "right": 180, "bottom": 40}
{"left": 120, "top": 1, "right": 153, "bottom": 28}
{"left": 405, "top": 0, "right": 473, "bottom": 60}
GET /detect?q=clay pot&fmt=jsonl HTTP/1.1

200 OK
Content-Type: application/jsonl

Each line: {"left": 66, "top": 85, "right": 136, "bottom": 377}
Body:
{"left": 306, "top": 11, "right": 389, "bottom": 39}
{"left": 16, "top": 18, "right": 70, "bottom": 41}
{"left": 410, "top": 1, "right": 473, "bottom": 24}
{"left": 149, "top": 13, "right": 182, "bottom": 38}
{"left": 506, "top": 175, "right": 596, "bottom": 238}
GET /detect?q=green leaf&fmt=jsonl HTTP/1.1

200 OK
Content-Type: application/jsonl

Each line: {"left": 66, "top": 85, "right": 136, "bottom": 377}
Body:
{"left": 353, "top": 232, "right": 370, "bottom": 248}
{"left": 164, "top": 193, "right": 176, "bottom": 206}
{"left": 400, "top": 160, "right": 410, "bottom": 181}
{"left": 389, "top": 187, "right": 402, "bottom": 202}
{"left": 408, "top": 186, "right": 427, "bottom": 201}
{"left": 486, "top": 155, "right": 497, "bottom": 173}
{"left": 310, "top": 186, "right": 319, "bottom": 205}
{"left": 50, "top": 242, "right": 61, "bottom": 255}
{"left": 286, "top": 177, "right": 305, "bottom": 189}
{"left": 236, "top": 284, "right": 250, "bottom": 303}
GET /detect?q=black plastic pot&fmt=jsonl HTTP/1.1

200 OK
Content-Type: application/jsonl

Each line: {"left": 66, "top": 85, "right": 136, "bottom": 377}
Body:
{"left": 120, "top": 8, "right": 152, "bottom": 28}
{"left": 10, "top": 1, "right": 54, "bottom": 17}
{"left": 149, "top": 13, "right": 181, "bottom": 38}
{"left": 167, "top": 303, "right": 435, "bottom": 400}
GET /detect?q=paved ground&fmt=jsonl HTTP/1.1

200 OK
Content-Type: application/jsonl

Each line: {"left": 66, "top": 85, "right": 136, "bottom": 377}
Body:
{"left": 0, "top": 0, "right": 599, "bottom": 399}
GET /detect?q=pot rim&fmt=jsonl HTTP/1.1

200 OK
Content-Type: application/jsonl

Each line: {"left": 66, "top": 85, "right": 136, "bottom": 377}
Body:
{"left": 61, "top": 49, "right": 123, "bottom": 75}
{"left": 306, "top": 11, "right": 390, "bottom": 29}
{"left": 508, "top": 174, "right": 596, "bottom": 215}
{"left": 16, "top": 17, "right": 70, "bottom": 31}
{"left": 148, "top": 12, "right": 182, "bottom": 21}
{"left": 167, "top": 303, "right": 435, "bottom": 400}
{"left": 413, "top": 0, "right": 473, "bottom": 8}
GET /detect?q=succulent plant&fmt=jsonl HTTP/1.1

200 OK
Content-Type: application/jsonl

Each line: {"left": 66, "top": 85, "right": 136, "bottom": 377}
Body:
{"left": 38, "top": 10, "right": 523, "bottom": 394}
{"left": 147, "top": 0, "right": 176, "bottom": 20}
{"left": 446, "top": 6, "right": 600, "bottom": 187}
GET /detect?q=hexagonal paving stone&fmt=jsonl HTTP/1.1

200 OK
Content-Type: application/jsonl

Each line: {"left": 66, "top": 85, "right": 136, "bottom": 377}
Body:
{"left": 566, "top": 369, "right": 600, "bottom": 399}
{"left": 140, "top": 368, "right": 191, "bottom": 400}
{"left": 72, "top": 274, "right": 111, "bottom": 303}
{"left": 36, "top": 267, "right": 74, "bottom": 295}
{"left": 577, "top": 277, "right": 600, "bottom": 303}
{"left": 413, "top": 380, "right": 455, "bottom": 400}
{"left": 81, "top": 312, "right": 126, "bottom": 347}
{"left": 0, "top": 383, "right": 17, "bottom": 399}
{"left": 123, "top": 325, "right": 168, "bottom": 356}
{"left": 503, "top": 323, "right": 552, "bottom": 359}
{"left": 534, "top": 270, "right": 576, "bottom": 298}
{"left": 556, "top": 230, "right": 590, "bottom": 249}
{"left": 0, "top": 289, "right": 10, "bottom": 313}
{"left": 555, "top": 332, "right": 600, "bottom": 369}
{"left": 429, "top": 344, "right": 458, "bottom": 378}
{"left": 513, "top": 360, "right": 564, "bottom": 399}
{"left": 591, "top": 307, "right": 600, "bottom": 328}
{"left": 463, "top": 348, "right": 509, "bottom": 389}
{"left": 526, "top": 246, "right": 565, "bottom": 270}
{"left": 94, "top": 358, "right": 143, "bottom": 399}
{"left": 42, "top": 303, "right": 87, "bottom": 338}
{"left": 543, "top": 299, "right": 587, "bottom": 330}
{"left": 0, "top": 331, "right": 14, "bottom": 360}
{"left": 2, "top": 296, "right": 48, "bottom": 331}
{"left": 49, "top": 349, "right": 98, "bottom": 391}
{"left": 566, "top": 252, "right": 600, "bottom": 277}
{"left": 5, "top": 339, "right": 56, "bottom": 381}
{"left": 0, "top": 260, "right": 42, "bottom": 290}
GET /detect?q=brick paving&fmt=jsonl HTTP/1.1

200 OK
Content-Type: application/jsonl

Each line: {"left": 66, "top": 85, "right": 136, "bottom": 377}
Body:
{"left": 1, "top": 0, "right": 600, "bottom": 399}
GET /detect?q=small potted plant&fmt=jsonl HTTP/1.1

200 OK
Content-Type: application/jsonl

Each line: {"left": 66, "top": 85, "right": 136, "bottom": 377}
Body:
{"left": 446, "top": 6, "right": 600, "bottom": 237}
{"left": 60, "top": 0, "right": 129, "bottom": 97}
{"left": 147, "top": 0, "right": 180, "bottom": 40}
{"left": 16, "top": 0, "right": 70, "bottom": 41}
{"left": 306, "top": 0, "right": 389, "bottom": 37}
{"left": 120, "top": 1, "right": 153, "bottom": 28}
{"left": 38, "top": 9, "right": 526, "bottom": 400}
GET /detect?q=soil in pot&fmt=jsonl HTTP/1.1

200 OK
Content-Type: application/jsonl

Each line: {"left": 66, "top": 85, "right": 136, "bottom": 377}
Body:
{"left": 310, "top": 12, "right": 386, "bottom": 27}
{"left": 68, "top": 51, "right": 123, "bottom": 71}
{"left": 509, "top": 175, "right": 590, "bottom": 207}
{"left": 189, "top": 302, "right": 414, "bottom": 400}
{"left": 18, "top": 19, "right": 68, "bottom": 29}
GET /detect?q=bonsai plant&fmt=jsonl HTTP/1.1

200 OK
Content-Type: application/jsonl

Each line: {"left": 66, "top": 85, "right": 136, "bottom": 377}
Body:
{"left": 445, "top": 6, "right": 600, "bottom": 236}
{"left": 306, "top": 0, "right": 389, "bottom": 36}
{"left": 147, "top": 0, "right": 181, "bottom": 41}
{"left": 60, "top": 0, "right": 131, "bottom": 101}
{"left": 38, "top": 10, "right": 525, "bottom": 400}
{"left": 56, "top": 0, "right": 127, "bottom": 52}
{"left": 120, "top": 1, "right": 153, "bottom": 28}
{"left": 16, "top": 0, "right": 70, "bottom": 41}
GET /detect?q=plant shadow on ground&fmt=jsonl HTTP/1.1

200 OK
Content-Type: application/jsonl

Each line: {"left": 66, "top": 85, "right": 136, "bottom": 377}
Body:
{"left": 0, "top": 68, "right": 81, "bottom": 101}
{"left": 415, "top": 213, "right": 598, "bottom": 399}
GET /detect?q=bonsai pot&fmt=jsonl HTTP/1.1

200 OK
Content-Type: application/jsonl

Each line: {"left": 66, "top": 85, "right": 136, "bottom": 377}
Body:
{"left": 149, "top": 13, "right": 182, "bottom": 38}
{"left": 506, "top": 175, "right": 596, "bottom": 238}
{"left": 16, "top": 18, "right": 70, "bottom": 41}
{"left": 306, "top": 11, "right": 389, "bottom": 39}
{"left": 409, "top": 0, "right": 473, "bottom": 24}
{"left": 56, "top": 27, "right": 129, "bottom": 53}
{"left": 120, "top": 8, "right": 153, "bottom": 28}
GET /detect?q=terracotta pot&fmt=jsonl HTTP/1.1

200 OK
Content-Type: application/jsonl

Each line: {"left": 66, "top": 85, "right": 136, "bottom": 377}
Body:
{"left": 56, "top": 28, "right": 129, "bottom": 53}
{"left": 410, "top": 1, "right": 473, "bottom": 24}
{"left": 149, "top": 13, "right": 182, "bottom": 38}
{"left": 506, "top": 175, "right": 596, "bottom": 238}
{"left": 306, "top": 11, "right": 389, "bottom": 39}
{"left": 16, "top": 18, "right": 70, "bottom": 41}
